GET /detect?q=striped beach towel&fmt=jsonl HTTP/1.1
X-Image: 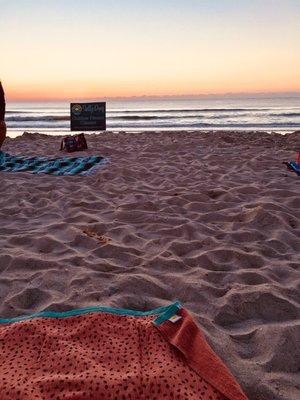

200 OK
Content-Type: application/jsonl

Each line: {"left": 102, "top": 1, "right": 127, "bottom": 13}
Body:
{"left": 286, "top": 161, "right": 300, "bottom": 175}
{"left": 0, "top": 151, "right": 108, "bottom": 176}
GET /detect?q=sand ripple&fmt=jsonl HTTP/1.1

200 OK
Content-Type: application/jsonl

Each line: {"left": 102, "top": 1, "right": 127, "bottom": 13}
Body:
{"left": 0, "top": 130, "right": 300, "bottom": 400}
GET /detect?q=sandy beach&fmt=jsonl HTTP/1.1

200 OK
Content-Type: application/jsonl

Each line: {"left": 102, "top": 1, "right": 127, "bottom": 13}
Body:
{"left": 0, "top": 130, "right": 299, "bottom": 400}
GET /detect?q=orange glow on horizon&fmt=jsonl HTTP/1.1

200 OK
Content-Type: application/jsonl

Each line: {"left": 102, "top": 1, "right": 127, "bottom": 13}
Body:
{"left": 6, "top": 88, "right": 300, "bottom": 102}
{"left": 5, "top": 78, "right": 300, "bottom": 102}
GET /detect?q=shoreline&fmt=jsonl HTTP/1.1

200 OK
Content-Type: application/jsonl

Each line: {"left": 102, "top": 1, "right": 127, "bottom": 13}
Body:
{"left": 5, "top": 128, "right": 300, "bottom": 139}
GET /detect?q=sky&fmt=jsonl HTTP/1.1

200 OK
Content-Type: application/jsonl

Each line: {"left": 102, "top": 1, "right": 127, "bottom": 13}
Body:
{"left": 1, "top": 0, "right": 300, "bottom": 101}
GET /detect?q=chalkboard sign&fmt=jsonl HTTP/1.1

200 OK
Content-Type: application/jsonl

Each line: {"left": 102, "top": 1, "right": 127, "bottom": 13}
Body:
{"left": 70, "top": 102, "right": 106, "bottom": 131}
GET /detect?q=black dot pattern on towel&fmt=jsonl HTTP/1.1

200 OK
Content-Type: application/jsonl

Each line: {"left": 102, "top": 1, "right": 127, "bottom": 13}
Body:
{"left": 0, "top": 312, "right": 227, "bottom": 399}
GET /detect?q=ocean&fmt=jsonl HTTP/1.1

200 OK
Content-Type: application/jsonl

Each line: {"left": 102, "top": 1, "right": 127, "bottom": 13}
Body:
{"left": 5, "top": 96, "right": 300, "bottom": 138}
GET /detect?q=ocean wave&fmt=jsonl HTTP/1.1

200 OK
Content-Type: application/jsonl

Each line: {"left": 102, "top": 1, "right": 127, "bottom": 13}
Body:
{"left": 269, "top": 112, "right": 300, "bottom": 117}
{"left": 7, "top": 123, "right": 69, "bottom": 129}
{"left": 108, "top": 122, "right": 300, "bottom": 129}
{"left": 111, "top": 108, "right": 270, "bottom": 114}
{"left": 182, "top": 122, "right": 300, "bottom": 128}
{"left": 109, "top": 114, "right": 247, "bottom": 120}
{"left": 7, "top": 120, "right": 300, "bottom": 129}
{"left": 5, "top": 113, "right": 247, "bottom": 122}
{"left": 6, "top": 112, "right": 280, "bottom": 122}
{"left": 6, "top": 115, "right": 70, "bottom": 122}
{"left": 7, "top": 109, "right": 300, "bottom": 123}
{"left": 113, "top": 113, "right": 257, "bottom": 120}
{"left": 6, "top": 111, "right": 32, "bottom": 114}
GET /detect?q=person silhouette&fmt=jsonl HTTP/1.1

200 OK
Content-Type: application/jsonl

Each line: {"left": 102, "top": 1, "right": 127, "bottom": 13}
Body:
{"left": 0, "top": 81, "right": 6, "bottom": 148}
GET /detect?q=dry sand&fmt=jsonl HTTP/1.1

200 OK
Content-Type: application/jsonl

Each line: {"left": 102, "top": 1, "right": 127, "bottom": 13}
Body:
{"left": 0, "top": 130, "right": 299, "bottom": 400}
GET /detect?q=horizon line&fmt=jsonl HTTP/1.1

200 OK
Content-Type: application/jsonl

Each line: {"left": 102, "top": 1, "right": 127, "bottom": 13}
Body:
{"left": 6, "top": 90, "right": 300, "bottom": 103}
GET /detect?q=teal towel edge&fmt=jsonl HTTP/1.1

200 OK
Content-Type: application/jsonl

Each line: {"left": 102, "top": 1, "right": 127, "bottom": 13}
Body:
{"left": 0, "top": 301, "right": 181, "bottom": 325}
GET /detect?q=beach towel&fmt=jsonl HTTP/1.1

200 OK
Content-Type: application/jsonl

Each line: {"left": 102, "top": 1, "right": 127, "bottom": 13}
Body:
{"left": 0, "top": 301, "right": 248, "bottom": 400}
{"left": 285, "top": 161, "right": 300, "bottom": 175}
{"left": 0, "top": 151, "right": 107, "bottom": 176}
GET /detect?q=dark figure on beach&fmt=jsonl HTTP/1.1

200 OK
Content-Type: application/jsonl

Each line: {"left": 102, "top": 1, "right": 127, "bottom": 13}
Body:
{"left": 0, "top": 81, "right": 6, "bottom": 148}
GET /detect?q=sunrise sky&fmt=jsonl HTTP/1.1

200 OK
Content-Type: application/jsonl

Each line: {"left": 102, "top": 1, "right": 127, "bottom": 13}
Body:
{"left": 1, "top": 0, "right": 300, "bottom": 101}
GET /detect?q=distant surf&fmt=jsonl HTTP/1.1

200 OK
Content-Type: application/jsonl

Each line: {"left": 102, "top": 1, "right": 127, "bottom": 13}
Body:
{"left": 6, "top": 97, "right": 300, "bottom": 137}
